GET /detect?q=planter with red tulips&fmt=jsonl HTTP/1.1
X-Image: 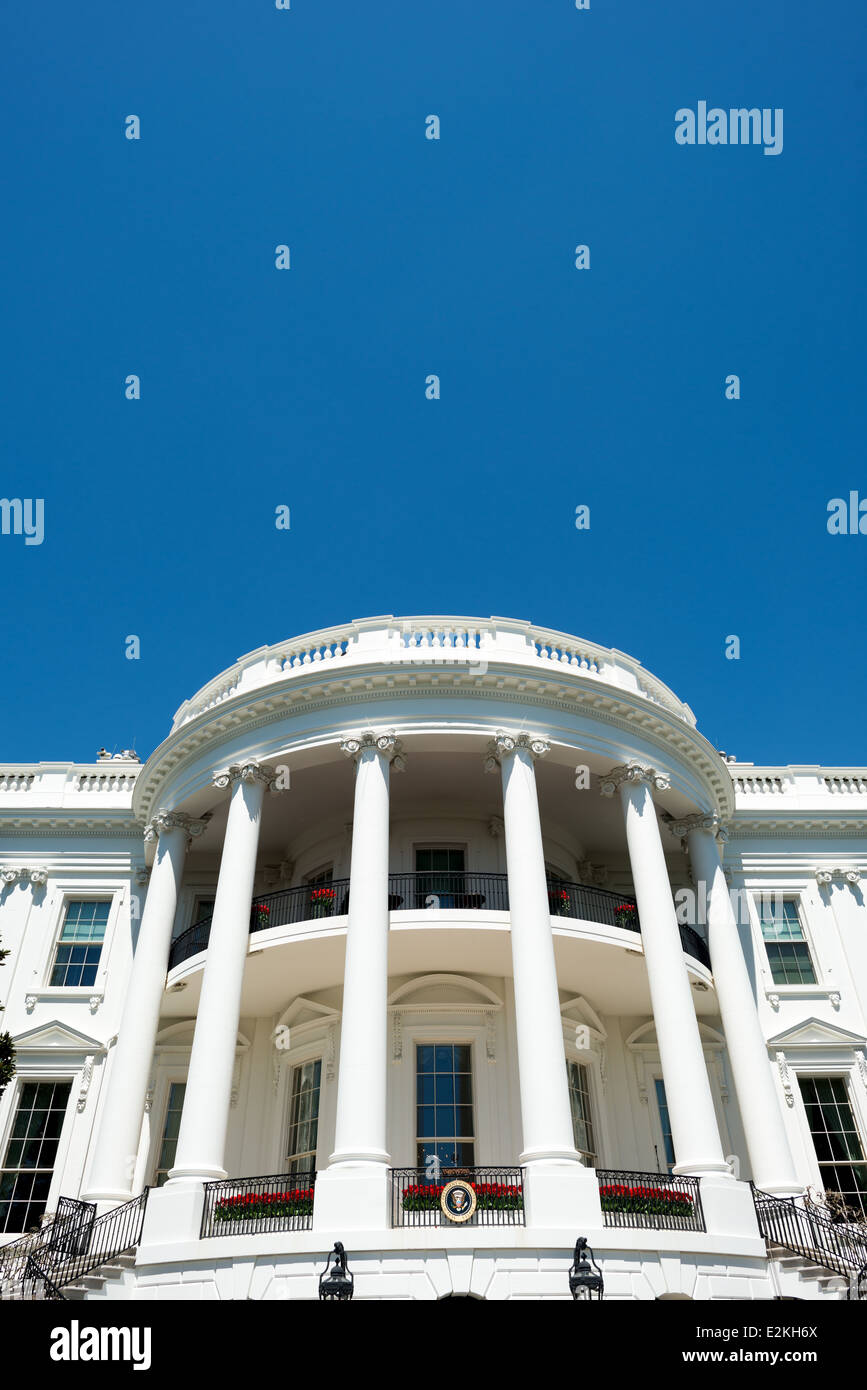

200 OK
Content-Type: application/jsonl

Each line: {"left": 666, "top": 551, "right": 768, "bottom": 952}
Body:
{"left": 214, "top": 1186, "right": 315, "bottom": 1224}
{"left": 614, "top": 902, "right": 638, "bottom": 929}
{"left": 310, "top": 886, "right": 336, "bottom": 919}
{"left": 401, "top": 1181, "right": 523, "bottom": 1214}
{"left": 599, "top": 1181, "right": 694, "bottom": 1218}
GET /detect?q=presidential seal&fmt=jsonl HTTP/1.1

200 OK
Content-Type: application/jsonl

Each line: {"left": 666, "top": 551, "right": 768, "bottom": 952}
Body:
{"left": 440, "top": 1179, "right": 477, "bottom": 1224}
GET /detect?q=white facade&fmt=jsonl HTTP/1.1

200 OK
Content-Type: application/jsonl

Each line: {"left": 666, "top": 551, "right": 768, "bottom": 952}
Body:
{"left": 1, "top": 615, "right": 866, "bottom": 1300}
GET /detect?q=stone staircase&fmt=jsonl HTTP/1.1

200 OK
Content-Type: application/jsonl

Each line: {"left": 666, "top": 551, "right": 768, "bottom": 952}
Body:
{"left": 767, "top": 1243, "right": 850, "bottom": 1300}
{"left": 61, "top": 1250, "right": 138, "bottom": 1301}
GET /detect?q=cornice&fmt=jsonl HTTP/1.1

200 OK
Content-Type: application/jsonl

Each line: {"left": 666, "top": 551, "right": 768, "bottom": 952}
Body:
{"left": 728, "top": 816, "right": 867, "bottom": 839}
{"left": 0, "top": 816, "right": 143, "bottom": 837}
{"left": 132, "top": 668, "right": 734, "bottom": 825}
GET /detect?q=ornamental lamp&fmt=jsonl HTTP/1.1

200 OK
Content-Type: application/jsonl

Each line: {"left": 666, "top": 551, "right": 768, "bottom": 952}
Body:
{"left": 569, "top": 1237, "right": 604, "bottom": 1301}
{"left": 318, "top": 1242, "right": 354, "bottom": 1301}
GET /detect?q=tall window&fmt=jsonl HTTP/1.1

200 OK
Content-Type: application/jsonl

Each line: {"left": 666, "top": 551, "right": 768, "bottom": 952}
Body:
{"left": 655, "top": 1078, "right": 675, "bottom": 1172}
{"left": 415, "top": 847, "right": 466, "bottom": 909}
{"left": 0, "top": 1081, "right": 71, "bottom": 1233}
{"left": 799, "top": 1075, "right": 867, "bottom": 1216}
{"left": 567, "top": 1061, "right": 597, "bottom": 1165}
{"left": 287, "top": 1060, "right": 321, "bottom": 1175}
{"left": 154, "top": 1083, "right": 186, "bottom": 1187}
{"left": 416, "top": 1044, "right": 475, "bottom": 1169}
{"left": 757, "top": 897, "right": 816, "bottom": 985}
{"left": 306, "top": 867, "right": 333, "bottom": 887}
{"left": 50, "top": 900, "right": 110, "bottom": 988}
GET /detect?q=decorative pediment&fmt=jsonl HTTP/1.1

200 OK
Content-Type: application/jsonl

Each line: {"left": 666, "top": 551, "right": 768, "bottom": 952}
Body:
{"left": 275, "top": 997, "right": 341, "bottom": 1031}
{"left": 560, "top": 995, "right": 607, "bottom": 1039}
{"left": 12, "top": 1020, "right": 104, "bottom": 1053}
{"left": 154, "top": 1020, "right": 251, "bottom": 1052}
{"left": 767, "top": 1018, "right": 867, "bottom": 1050}
{"left": 626, "top": 1019, "right": 728, "bottom": 1104}
{"left": 388, "top": 974, "right": 503, "bottom": 1010}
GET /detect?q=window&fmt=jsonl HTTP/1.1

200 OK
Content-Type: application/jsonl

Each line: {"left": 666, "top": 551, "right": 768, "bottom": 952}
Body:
{"left": 49, "top": 900, "right": 110, "bottom": 988}
{"left": 416, "top": 1044, "right": 475, "bottom": 1169}
{"left": 192, "top": 897, "right": 215, "bottom": 924}
{"left": 286, "top": 1060, "right": 321, "bottom": 1175}
{"left": 154, "top": 1083, "right": 186, "bottom": 1187}
{"left": 305, "top": 866, "right": 333, "bottom": 887}
{"left": 415, "top": 847, "right": 466, "bottom": 909}
{"left": 757, "top": 897, "right": 816, "bottom": 985}
{"left": 655, "top": 1078, "right": 675, "bottom": 1172}
{"left": 0, "top": 1081, "right": 71, "bottom": 1233}
{"left": 567, "top": 1061, "right": 597, "bottom": 1165}
{"left": 799, "top": 1075, "right": 867, "bottom": 1217}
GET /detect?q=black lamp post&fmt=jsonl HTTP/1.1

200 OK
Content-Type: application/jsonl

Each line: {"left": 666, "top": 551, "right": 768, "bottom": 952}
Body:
{"left": 318, "top": 1241, "right": 354, "bottom": 1301}
{"left": 569, "top": 1237, "right": 604, "bottom": 1301}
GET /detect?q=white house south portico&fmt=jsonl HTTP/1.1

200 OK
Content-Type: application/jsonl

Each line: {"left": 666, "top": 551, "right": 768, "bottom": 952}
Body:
{"left": 2, "top": 616, "right": 866, "bottom": 1300}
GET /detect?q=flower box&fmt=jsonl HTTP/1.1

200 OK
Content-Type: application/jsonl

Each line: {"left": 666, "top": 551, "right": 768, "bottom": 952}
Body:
{"left": 548, "top": 887, "right": 572, "bottom": 917}
{"left": 401, "top": 1181, "right": 523, "bottom": 1213}
{"left": 213, "top": 1187, "right": 315, "bottom": 1223}
{"left": 310, "top": 886, "right": 336, "bottom": 919}
{"left": 599, "top": 1182, "right": 694, "bottom": 1217}
{"left": 613, "top": 903, "right": 638, "bottom": 927}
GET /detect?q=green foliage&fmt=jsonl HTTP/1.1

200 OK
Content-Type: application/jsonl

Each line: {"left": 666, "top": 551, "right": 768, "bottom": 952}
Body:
{"left": 0, "top": 931, "right": 14, "bottom": 1097}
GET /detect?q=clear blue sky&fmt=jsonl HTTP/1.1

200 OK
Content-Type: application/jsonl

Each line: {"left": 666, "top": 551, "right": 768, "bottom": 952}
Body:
{"left": 1, "top": 1, "right": 864, "bottom": 767}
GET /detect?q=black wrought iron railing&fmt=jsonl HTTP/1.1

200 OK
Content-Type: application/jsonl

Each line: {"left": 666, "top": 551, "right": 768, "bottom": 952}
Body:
{"left": 597, "top": 1169, "right": 705, "bottom": 1232}
{"left": 752, "top": 1185, "right": 867, "bottom": 1295}
{"left": 0, "top": 1190, "right": 148, "bottom": 1300}
{"left": 201, "top": 1171, "right": 316, "bottom": 1238}
{"left": 167, "top": 873, "right": 711, "bottom": 971}
{"left": 390, "top": 1166, "right": 525, "bottom": 1227}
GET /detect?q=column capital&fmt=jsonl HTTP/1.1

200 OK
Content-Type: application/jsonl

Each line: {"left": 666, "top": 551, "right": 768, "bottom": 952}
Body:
{"left": 599, "top": 762, "right": 671, "bottom": 796}
{"left": 0, "top": 868, "right": 22, "bottom": 888}
{"left": 663, "top": 811, "right": 728, "bottom": 844}
{"left": 484, "top": 730, "right": 550, "bottom": 771}
{"left": 144, "top": 810, "right": 212, "bottom": 844}
{"left": 339, "top": 730, "right": 406, "bottom": 770}
{"left": 211, "top": 761, "right": 278, "bottom": 792}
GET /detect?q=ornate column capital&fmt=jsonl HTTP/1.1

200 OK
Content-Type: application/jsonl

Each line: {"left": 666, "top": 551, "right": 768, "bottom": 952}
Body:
{"left": 1, "top": 868, "right": 22, "bottom": 888}
{"left": 599, "top": 763, "right": 671, "bottom": 797}
{"left": 28, "top": 867, "right": 49, "bottom": 885}
{"left": 483, "top": 730, "right": 550, "bottom": 771}
{"left": 211, "top": 762, "right": 279, "bottom": 792}
{"left": 339, "top": 730, "right": 406, "bottom": 771}
{"left": 144, "top": 810, "right": 212, "bottom": 844}
{"left": 663, "top": 812, "right": 727, "bottom": 844}
{"left": 815, "top": 867, "right": 861, "bottom": 889}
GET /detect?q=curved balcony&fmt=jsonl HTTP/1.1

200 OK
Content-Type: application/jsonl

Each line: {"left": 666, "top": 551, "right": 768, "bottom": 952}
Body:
{"left": 167, "top": 873, "right": 712, "bottom": 972}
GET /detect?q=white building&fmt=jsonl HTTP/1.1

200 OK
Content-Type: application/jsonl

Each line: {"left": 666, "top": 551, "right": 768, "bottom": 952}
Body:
{"left": 1, "top": 615, "right": 866, "bottom": 1301}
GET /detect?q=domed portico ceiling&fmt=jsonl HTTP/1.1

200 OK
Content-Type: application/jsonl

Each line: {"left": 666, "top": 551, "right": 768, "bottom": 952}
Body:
{"left": 132, "top": 616, "right": 735, "bottom": 825}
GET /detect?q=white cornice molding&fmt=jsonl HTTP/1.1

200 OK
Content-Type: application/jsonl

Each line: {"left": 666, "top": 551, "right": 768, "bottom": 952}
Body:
{"left": 131, "top": 675, "right": 735, "bottom": 826}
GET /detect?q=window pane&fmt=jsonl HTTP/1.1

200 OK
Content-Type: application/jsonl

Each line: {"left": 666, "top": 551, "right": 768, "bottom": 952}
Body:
{"left": 154, "top": 1082, "right": 187, "bottom": 1187}
{"left": 286, "top": 1059, "right": 321, "bottom": 1172}
{"left": 568, "top": 1062, "right": 597, "bottom": 1165}
{"left": 798, "top": 1074, "right": 867, "bottom": 1217}
{"left": 0, "top": 1082, "right": 72, "bottom": 1232}
{"left": 415, "top": 1043, "right": 475, "bottom": 1169}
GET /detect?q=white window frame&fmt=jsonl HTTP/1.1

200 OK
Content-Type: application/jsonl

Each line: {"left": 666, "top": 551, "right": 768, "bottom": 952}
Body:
{"left": 273, "top": 1036, "right": 328, "bottom": 1175}
{"left": 35, "top": 885, "right": 123, "bottom": 1003}
{"left": 394, "top": 1024, "right": 494, "bottom": 1170}
{"left": 0, "top": 1074, "right": 78, "bottom": 1235}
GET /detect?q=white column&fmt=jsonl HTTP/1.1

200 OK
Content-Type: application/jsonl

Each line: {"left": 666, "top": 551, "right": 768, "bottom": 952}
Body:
{"left": 314, "top": 731, "right": 403, "bottom": 1232}
{"left": 671, "top": 815, "right": 802, "bottom": 1195}
{"left": 84, "top": 812, "right": 207, "bottom": 1203}
{"left": 167, "top": 761, "right": 274, "bottom": 1185}
{"left": 601, "top": 764, "right": 730, "bottom": 1178}
{"left": 487, "top": 733, "right": 579, "bottom": 1164}
{"left": 486, "top": 732, "right": 601, "bottom": 1230}
{"left": 331, "top": 731, "right": 403, "bottom": 1163}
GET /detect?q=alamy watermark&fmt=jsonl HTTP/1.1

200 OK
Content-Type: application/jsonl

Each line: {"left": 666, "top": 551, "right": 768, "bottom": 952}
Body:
{"left": 0, "top": 498, "right": 44, "bottom": 546}
{"left": 675, "top": 103, "right": 783, "bottom": 156}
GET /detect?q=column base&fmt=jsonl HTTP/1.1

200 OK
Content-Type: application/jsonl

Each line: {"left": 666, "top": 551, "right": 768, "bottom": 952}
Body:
{"left": 138, "top": 1183, "right": 205, "bottom": 1253}
{"left": 312, "top": 1163, "right": 391, "bottom": 1232}
{"left": 80, "top": 1188, "right": 134, "bottom": 1208}
{"left": 523, "top": 1161, "right": 603, "bottom": 1231}
{"left": 164, "top": 1164, "right": 227, "bottom": 1186}
{"left": 699, "top": 1175, "right": 761, "bottom": 1240}
{"left": 758, "top": 1181, "right": 806, "bottom": 1199}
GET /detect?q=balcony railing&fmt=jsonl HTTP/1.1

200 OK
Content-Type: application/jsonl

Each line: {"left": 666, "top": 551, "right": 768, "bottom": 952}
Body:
{"left": 167, "top": 873, "right": 711, "bottom": 971}
{"left": 201, "top": 1172, "right": 316, "bottom": 1238}
{"left": 390, "top": 1167, "right": 525, "bottom": 1227}
{"left": 597, "top": 1169, "right": 705, "bottom": 1232}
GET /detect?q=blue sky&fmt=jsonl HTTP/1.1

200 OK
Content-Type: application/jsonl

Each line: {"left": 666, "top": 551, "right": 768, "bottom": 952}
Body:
{"left": 1, "top": 1, "right": 864, "bottom": 766}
